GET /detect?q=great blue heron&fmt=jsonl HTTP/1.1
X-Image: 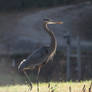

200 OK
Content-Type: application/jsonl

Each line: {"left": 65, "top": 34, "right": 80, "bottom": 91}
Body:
{"left": 18, "top": 19, "right": 63, "bottom": 92}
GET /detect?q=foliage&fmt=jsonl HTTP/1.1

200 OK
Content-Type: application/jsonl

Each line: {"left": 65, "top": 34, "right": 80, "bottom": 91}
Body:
{"left": 0, "top": 0, "right": 89, "bottom": 10}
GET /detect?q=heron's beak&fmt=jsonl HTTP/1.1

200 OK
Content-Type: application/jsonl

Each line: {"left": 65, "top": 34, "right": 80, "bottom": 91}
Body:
{"left": 47, "top": 21, "right": 63, "bottom": 24}
{"left": 55, "top": 21, "right": 63, "bottom": 24}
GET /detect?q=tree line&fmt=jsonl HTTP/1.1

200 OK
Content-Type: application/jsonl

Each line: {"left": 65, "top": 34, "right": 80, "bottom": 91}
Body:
{"left": 0, "top": 0, "right": 88, "bottom": 11}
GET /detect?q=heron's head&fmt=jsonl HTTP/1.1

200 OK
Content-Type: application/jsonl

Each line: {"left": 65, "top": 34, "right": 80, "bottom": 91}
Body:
{"left": 43, "top": 18, "right": 63, "bottom": 24}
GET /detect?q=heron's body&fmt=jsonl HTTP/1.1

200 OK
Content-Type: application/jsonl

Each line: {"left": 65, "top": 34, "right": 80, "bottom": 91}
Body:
{"left": 19, "top": 46, "right": 51, "bottom": 71}
{"left": 18, "top": 19, "right": 63, "bottom": 92}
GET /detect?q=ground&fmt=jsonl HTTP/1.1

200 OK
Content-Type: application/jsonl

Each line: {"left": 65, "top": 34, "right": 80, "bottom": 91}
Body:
{"left": 0, "top": 81, "right": 92, "bottom": 92}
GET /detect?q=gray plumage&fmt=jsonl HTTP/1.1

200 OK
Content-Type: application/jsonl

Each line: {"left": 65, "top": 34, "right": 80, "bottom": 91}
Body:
{"left": 18, "top": 46, "right": 51, "bottom": 70}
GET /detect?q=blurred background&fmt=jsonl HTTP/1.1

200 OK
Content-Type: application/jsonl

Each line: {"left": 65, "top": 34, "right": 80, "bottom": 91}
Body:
{"left": 0, "top": 0, "right": 92, "bottom": 86}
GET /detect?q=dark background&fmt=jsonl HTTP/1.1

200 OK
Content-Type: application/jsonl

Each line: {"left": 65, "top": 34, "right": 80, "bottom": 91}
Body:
{"left": 0, "top": 0, "right": 92, "bottom": 85}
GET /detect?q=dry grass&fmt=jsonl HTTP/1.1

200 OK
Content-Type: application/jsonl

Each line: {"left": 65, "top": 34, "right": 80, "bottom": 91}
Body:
{"left": 0, "top": 81, "right": 91, "bottom": 92}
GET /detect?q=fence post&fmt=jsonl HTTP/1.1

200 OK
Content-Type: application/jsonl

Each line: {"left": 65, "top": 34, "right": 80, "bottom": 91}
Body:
{"left": 66, "top": 43, "right": 71, "bottom": 81}
{"left": 77, "top": 36, "right": 81, "bottom": 80}
{"left": 64, "top": 32, "right": 71, "bottom": 81}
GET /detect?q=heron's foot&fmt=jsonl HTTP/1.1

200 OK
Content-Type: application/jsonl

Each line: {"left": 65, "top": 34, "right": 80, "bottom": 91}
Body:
{"left": 25, "top": 81, "right": 32, "bottom": 92}
{"left": 26, "top": 81, "right": 33, "bottom": 91}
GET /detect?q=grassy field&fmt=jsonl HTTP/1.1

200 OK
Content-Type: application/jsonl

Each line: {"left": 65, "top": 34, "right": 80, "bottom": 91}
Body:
{"left": 0, "top": 81, "right": 91, "bottom": 92}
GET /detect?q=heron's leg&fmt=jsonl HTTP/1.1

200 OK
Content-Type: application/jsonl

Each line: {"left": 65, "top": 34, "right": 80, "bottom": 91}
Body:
{"left": 23, "top": 70, "right": 33, "bottom": 91}
{"left": 37, "top": 67, "right": 41, "bottom": 92}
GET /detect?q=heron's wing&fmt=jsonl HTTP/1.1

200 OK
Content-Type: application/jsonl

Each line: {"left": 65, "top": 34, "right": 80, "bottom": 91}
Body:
{"left": 26, "top": 46, "right": 50, "bottom": 65}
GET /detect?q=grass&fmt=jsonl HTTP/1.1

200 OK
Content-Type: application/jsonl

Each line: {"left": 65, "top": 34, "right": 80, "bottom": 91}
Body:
{"left": 0, "top": 81, "right": 91, "bottom": 92}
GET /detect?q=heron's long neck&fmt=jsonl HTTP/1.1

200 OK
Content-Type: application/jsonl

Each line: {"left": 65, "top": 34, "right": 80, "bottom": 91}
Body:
{"left": 44, "top": 23, "right": 57, "bottom": 53}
